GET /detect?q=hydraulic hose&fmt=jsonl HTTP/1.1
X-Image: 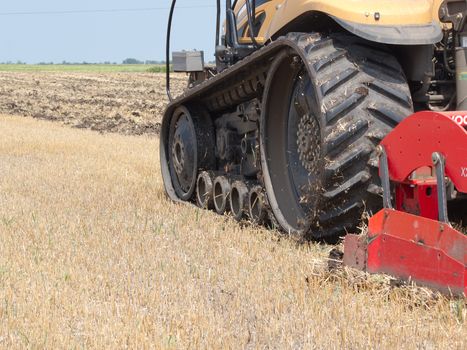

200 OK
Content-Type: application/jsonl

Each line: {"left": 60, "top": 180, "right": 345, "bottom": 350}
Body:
{"left": 166, "top": 0, "right": 177, "bottom": 102}
{"left": 216, "top": 0, "right": 221, "bottom": 47}
{"left": 245, "top": 0, "right": 259, "bottom": 47}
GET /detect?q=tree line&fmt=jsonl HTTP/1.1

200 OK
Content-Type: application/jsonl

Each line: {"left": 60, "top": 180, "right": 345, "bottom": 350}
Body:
{"left": 0, "top": 59, "right": 167, "bottom": 65}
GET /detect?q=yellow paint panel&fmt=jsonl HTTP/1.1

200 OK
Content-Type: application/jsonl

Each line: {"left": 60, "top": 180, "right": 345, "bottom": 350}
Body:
{"left": 234, "top": 0, "right": 444, "bottom": 42}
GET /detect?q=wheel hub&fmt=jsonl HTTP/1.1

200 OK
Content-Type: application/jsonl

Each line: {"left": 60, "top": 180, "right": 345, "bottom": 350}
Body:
{"left": 172, "top": 135, "right": 186, "bottom": 175}
{"left": 168, "top": 111, "right": 198, "bottom": 199}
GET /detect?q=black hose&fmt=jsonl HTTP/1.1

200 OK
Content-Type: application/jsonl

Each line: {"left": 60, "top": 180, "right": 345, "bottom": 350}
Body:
{"left": 226, "top": 0, "right": 233, "bottom": 47}
{"left": 226, "top": 8, "right": 239, "bottom": 47}
{"left": 166, "top": 0, "right": 177, "bottom": 102}
{"left": 216, "top": 0, "right": 221, "bottom": 47}
{"left": 245, "top": 0, "right": 259, "bottom": 47}
{"left": 443, "top": 31, "right": 456, "bottom": 75}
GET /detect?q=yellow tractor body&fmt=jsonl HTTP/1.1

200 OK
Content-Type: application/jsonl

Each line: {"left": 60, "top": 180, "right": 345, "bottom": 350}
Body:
{"left": 235, "top": 0, "right": 444, "bottom": 44}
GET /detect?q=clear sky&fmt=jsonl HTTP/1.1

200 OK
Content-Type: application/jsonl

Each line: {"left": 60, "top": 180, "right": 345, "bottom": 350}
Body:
{"left": 0, "top": 0, "right": 218, "bottom": 63}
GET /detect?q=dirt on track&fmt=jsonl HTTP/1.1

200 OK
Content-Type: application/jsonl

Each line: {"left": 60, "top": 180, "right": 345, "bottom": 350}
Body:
{"left": 0, "top": 71, "right": 186, "bottom": 135}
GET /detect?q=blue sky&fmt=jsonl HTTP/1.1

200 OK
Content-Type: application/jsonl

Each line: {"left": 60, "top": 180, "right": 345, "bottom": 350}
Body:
{"left": 0, "top": 1, "right": 218, "bottom": 63}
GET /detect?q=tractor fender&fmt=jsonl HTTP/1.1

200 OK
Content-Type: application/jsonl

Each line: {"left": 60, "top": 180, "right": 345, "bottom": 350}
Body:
{"left": 264, "top": 0, "right": 443, "bottom": 45}
{"left": 331, "top": 17, "right": 443, "bottom": 45}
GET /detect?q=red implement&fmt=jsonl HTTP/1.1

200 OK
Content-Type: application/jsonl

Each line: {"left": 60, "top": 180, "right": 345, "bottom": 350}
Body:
{"left": 344, "top": 111, "right": 466, "bottom": 296}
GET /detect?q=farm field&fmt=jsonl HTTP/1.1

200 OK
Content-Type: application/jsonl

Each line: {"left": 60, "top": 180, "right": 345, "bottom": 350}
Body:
{"left": 0, "top": 71, "right": 185, "bottom": 135}
{"left": 0, "top": 114, "right": 465, "bottom": 348}
{"left": 0, "top": 64, "right": 166, "bottom": 73}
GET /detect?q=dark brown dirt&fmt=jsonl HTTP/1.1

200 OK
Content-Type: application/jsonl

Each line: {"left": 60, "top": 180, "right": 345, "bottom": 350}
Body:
{"left": 0, "top": 71, "right": 186, "bottom": 136}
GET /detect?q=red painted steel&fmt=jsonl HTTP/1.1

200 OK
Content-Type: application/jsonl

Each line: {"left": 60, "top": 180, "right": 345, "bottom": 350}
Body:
{"left": 380, "top": 111, "right": 467, "bottom": 193}
{"left": 367, "top": 209, "right": 466, "bottom": 295}
{"left": 344, "top": 111, "right": 466, "bottom": 295}
{"left": 395, "top": 182, "right": 438, "bottom": 220}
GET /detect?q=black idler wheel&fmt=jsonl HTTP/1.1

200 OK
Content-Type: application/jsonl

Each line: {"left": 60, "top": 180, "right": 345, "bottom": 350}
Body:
{"left": 168, "top": 106, "right": 215, "bottom": 201}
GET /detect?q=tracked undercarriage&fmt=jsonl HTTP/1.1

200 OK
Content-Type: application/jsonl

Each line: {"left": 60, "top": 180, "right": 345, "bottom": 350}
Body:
{"left": 161, "top": 33, "right": 413, "bottom": 240}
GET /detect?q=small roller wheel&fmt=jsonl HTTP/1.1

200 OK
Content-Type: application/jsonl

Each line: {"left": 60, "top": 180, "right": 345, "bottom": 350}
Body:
{"left": 230, "top": 181, "right": 249, "bottom": 221}
{"left": 213, "top": 176, "right": 231, "bottom": 214}
{"left": 249, "top": 185, "right": 268, "bottom": 225}
{"left": 196, "top": 171, "right": 214, "bottom": 209}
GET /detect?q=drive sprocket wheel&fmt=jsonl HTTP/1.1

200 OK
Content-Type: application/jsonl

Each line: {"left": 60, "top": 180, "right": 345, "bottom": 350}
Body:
{"left": 261, "top": 33, "right": 413, "bottom": 239}
{"left": 168, "top": 106, "right": 215, "bottom": 200}
{"left": 297, "top": 112, "right": 321, "bottom": 174}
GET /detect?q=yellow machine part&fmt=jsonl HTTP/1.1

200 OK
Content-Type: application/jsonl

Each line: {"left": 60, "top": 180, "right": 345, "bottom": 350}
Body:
{"left": 234, "top": 0, "right": 446, "bottom": 44}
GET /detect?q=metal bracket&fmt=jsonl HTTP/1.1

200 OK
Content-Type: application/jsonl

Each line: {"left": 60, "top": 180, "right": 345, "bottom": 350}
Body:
{"left": 432, "top": 152, "right": 449, "bottom": 223}
{"left": 377, "top": 145, "right": 393, "bottom": 209}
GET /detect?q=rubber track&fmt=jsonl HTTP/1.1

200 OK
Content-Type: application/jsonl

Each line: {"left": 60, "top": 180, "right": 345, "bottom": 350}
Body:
{"left": 291, "top": 33, "right": 413, "bottom": 237}
{"left": 161, "top": 33, "right": 413, "bottom": 239}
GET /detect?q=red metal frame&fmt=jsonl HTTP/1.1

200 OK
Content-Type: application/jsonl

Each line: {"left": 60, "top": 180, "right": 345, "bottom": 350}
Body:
{"left": 395, "top": 180, "right": 439, "bottom": 220}
{"left": 380, "top": 111, "right": 467, "bottom": 193}
{"left": 344, "top": 111, "right": 466, "bottom": 295}
{"left": 344, "top": 210, "right": 466, "bottom": 295}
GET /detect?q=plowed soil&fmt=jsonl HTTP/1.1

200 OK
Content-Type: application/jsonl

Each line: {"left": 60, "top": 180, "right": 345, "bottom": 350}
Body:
{"left": 0, "top": 71, "right": 186, "bottom": 135}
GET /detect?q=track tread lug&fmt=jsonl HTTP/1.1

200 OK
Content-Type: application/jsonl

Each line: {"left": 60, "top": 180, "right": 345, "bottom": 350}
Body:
{"left": 312, "top": 49, "right": 347, "bottom": 72}
{"left": 323, "top": 171, "right": 370, "bottom": 199}
{"left": 304, "top": 38, "right": 333, "bottom": 53}
{"left": 320, "top": 68, "right": 359, "bottom": 96}
{"left": 367, "top": 106, "right": 405, "bottom": 128}
{"left": 319, "top": 201, "right": 362, "bottom": 223}
{"left": 367, "top": 81, "right": 412, "bottom": 108}
{"left": 324, "top": 91, "right": 366, "bottom": 124}
{"left": 325, "top": 119, "right": 369, "bottom": 154}
{"left": 325, "top": 146, "right": 371, "bottom": 177}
